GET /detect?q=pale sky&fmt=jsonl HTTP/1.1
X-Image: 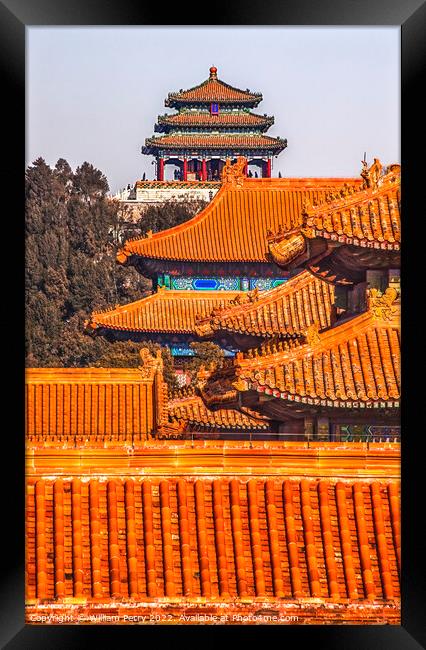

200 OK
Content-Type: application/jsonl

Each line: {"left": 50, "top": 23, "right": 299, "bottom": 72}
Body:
{"left": 27, "top": 27, "right": 400, "bottom": 194}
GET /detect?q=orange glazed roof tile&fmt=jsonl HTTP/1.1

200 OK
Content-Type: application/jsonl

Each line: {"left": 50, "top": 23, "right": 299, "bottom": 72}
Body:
{"left": 26, "top": 363, "right": 167, "bottom": 443}
{"left": 26, "top": 475, "right": 400, "bottom": 606}
{"left": 303, "top": 168, "right": 400, "bottom": 249}
{"left": 268, "top": 164, "right": 401, "bottom": 267}
{"left": 167, "top": 393, "right": 270, "bottom": 431}
{"left": 233, "top": 292, "right": 400, "bottom": 407}
{"left": 86, "top": 288, "right": 242, "bottom": 334}
{"left": 118, "top": 177, "right": 361, "bottom": 265}
{"left": 165, "top": 68, "right": 262, "bottom": 106}
{"left": 195, "top": 270, "right": 335, "bottom": 338}
{"left": 144, "top": 133, "right": 286, "bottom": 151}
{"left": 157, "top": 111, "right": 274, "bottom": 129}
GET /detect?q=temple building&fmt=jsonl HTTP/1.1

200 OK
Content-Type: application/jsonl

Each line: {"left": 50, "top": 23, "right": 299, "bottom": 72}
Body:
{"left": 194, "top": 269, "right": 335, "bottom": 351}
{"left": 268, "top": 159, "right": 400, "bottom": 303}
{"left": 88, "top": 162, "right": 361, "bottom": 357}
{"left": 196, "top": 161, "right": 401, "bottom": 441}
{"left": 86, "top": 162, "right": 362, "bottom": 357}
{"left": 142, "top": 66, "right": 287, "bottom": 181}
{"left": 85, "top": 287, "right": 243, "bottom": 357}
{"left": 117, "top": 162, "right": 360, "bottom": 289}
{"left": 26, "top": 159, "right": 401, "bottom": 625}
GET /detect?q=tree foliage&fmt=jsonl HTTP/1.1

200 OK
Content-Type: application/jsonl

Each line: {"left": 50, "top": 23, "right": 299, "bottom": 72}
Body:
{"left": 136, "top": 199, "right": 207, "bottom": 236}
{"left": 117, "top": 198, "right": 207, "bottom": 245}
{"left": 25, "top": 158, "right": 201, "bottom": 390}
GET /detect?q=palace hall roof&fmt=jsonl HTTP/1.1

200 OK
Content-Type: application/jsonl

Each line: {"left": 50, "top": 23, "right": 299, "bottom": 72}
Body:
{"left": 268, "top": 163, "right": 401, "bottom": 270}
{"left": 165, "top": 67, "right": 263, "bottom": 107}
{"left": 143, "top": 133, "right": 287, "bottom": 152}
{"left": 156, "top": 111, "right": 274, "bottom": 130}
{"left": 26, "top": 360, "right": 167, "bottom": 446}
{"left": 26, "top": 474, "right": 400, "bottom": 610}
{"left": 194, "top": 270, "right": 335, "bottom": 339}
{"left": 117, "top": 176, "right": 361, "bottom": 266}
{"left": 167, "top": 392, "right": 270, "bottom": 431}
{"left": 85, "top": 288, "right": 242, "bottom": 335}
{"left": 200, "top": 289, "right": 400, "bottom": 411}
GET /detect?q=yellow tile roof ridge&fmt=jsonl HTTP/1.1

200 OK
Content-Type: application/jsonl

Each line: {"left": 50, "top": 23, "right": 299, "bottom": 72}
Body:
{"left": 117, "top": 177, "right": 363, "bottom": 263}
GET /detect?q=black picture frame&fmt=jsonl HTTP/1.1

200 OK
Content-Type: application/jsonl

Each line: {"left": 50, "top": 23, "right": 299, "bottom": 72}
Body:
{"left": 2, "top": 1, "right": 424, "bottom": 646}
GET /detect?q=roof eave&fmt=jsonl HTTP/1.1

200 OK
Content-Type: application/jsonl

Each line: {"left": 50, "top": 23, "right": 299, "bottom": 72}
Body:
{"left": 165, "top": 97, "right": 263, "bottom": 109}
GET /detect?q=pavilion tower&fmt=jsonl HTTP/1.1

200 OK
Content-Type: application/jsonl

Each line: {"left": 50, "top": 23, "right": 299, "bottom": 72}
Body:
{"left": 142, "top": 66, "right": 287, "bottom": 181}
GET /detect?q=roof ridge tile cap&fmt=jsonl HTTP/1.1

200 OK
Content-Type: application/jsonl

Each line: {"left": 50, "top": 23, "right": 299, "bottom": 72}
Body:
{"left": 304, "top": 174, "right": 400, "bottom": 218}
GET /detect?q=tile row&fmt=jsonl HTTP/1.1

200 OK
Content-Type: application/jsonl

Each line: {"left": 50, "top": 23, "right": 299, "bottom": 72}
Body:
{"left": 27, "top": 477, "right": 400, "bottom": 603}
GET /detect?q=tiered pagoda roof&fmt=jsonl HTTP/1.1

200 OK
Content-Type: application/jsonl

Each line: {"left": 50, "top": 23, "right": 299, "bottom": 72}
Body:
{"left": 85, "top": 288, "right": 242, "bottom": 336}
{"left": 268, "top": 161, "right": 400, "bottom": 283}
{"left": 156, "top": 111, "right": 274, "bottom": 131}
{"left": 235, "top": 296, "right": 400, "bottom": 405}
{"left": 117, "top": 173, "right": 362, "bottom": 277}
{"left": 199, "top": 289, "right": 400, "bottom": 417}
{"left": 164, "top": 67, "right": 263, "bottom": 107}
{"left": 144, "top": 133, "right": 286, "bottom": 152}
{"left": 194, "top": 270, "right": 335, "bottom": 342}
{"left": 142, "top": 67, "right": 286, "bottom": 163}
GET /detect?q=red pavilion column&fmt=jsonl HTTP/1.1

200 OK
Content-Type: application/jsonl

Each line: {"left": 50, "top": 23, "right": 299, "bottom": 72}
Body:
{"left": 266, "top": 158, "right": 272, "bottom": 178}
{"left": 243, "top": 161, "right": 248, "bottom": 176}
{"left": 158, "top": 157, "right": 164, "bottom": 181}
{"left": 201, "top": 159, "right": 207, "bottom": 181}
{"left": 183, "top": 158, "right": 188, "bottom": 181}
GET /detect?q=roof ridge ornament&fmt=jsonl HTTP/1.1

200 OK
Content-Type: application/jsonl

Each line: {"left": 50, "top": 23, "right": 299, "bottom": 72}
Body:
{"left": 221, "top": 156, "right": 247, "bottom": 187}
{"left": 367, "top": 286, "right": 399, "bottom": 321}
{"left": 196, "top": 363, "right": 214, "bottom": 390}
{"left": 138, "top": 347, "right": 163, "bottom": 379}
{"left": 361, "top": 158, "right": 384, "bottom": 190}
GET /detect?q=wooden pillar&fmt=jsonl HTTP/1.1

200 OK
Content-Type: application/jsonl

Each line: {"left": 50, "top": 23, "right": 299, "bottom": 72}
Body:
{"left": 266, "top": 158, "right": 272, "bottom": 178}
{"left": 183, "top": 158, "right": 188, "bottom": 181}
{"left": 157, "top": 157, "right": 164, "bottom": 181}
{"left": 201, "top": 159, "right": 207, "bottom": 181}
{"left": 243, "top": 161, "right": 248, "bottom": 176}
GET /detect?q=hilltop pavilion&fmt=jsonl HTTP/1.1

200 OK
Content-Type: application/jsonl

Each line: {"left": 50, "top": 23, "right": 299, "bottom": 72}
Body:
{"left": 142, "top": 66, "right": 287, "bottom": 181}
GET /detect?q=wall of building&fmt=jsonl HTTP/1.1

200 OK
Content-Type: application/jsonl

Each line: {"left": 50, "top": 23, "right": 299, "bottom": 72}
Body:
{"left": 134, "top": 186, "right": 219, "bottom": 204}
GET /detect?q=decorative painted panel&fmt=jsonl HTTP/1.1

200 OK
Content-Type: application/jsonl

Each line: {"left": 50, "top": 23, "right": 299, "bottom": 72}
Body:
{"left": 158, "top": 275, "right": 288, "bottom": 291}
{"left": 249, "top": 278, "right": 287, "bottom": 290}
{"left": 170, "top": 345, "right": 236, "bottom": 357}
